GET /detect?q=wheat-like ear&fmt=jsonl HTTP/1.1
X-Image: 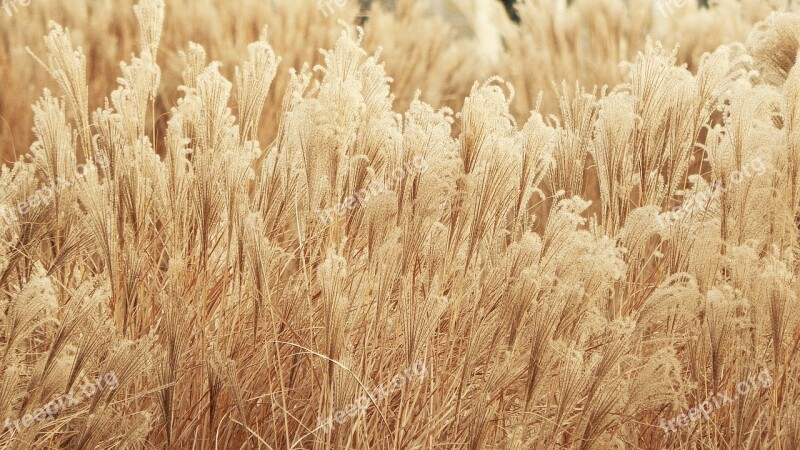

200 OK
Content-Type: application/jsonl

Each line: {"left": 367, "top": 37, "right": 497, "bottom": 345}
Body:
{"left": 514, "top": 107, "right": 555, "bottom": 231}
{"left": 111, "top": 411, "right": 154, "bottom": 449}
{"left": 782, "top": 49, "right": 800, "bottom": 240}
{"left": 179, "top": 43, "right": 208, "bottom": 91}
{"left": 520, "top": 279, "right": 557, "bottom": 412}
{"left": 548, "top": 82, "right": 599, "bottom": 200}
{"left": 26, "top": 23, "right": 91, "bottom": 161}
{"left": 591, "top": 91, "right": 637, "bottom": 234}
{"left": 235, "top": 27, "right": 280, "bottom": 145}
{"left": 747, "top": 12, "right": 800, "bottom": 86}
{"left": 133, "top": 0, "right": 165, "bottom": 60}
{"left": 0, "top": 363, "right": 22, "bottom": 425}
{"left": 317, "top": 251, "right": 349, "bottom": 379}
{"left": 549, "top": 342, "right": 589, "bottom": 442}
{"left": 29, "top": 90, "right": 75, "bottom": 185}
{"left": 1, "top": 263, "right": 58, "bottom": 369}
{"left": 110, "top": 54, "right": 162, "bottom": 142}
{"left": 70, "top": 411, "right": 108, "bottom": 450}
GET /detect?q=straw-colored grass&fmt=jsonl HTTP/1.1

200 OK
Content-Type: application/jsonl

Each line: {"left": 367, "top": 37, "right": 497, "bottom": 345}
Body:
{"left": 1, "top": 0, "right": 799, "bottom": 448}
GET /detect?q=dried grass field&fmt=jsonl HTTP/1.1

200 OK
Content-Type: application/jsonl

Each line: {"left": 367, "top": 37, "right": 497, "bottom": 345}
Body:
{"left": 1, "top": 0, "right": 800, "bottom": 448}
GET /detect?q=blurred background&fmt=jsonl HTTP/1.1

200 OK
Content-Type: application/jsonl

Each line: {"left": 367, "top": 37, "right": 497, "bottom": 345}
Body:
{"left": 0, "top": 0, "right": 794, "bottom": 163}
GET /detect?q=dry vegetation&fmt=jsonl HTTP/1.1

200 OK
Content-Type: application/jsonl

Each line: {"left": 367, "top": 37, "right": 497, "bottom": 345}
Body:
{"left": 1, "top": 0, "right": 800, "bottom": 448}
